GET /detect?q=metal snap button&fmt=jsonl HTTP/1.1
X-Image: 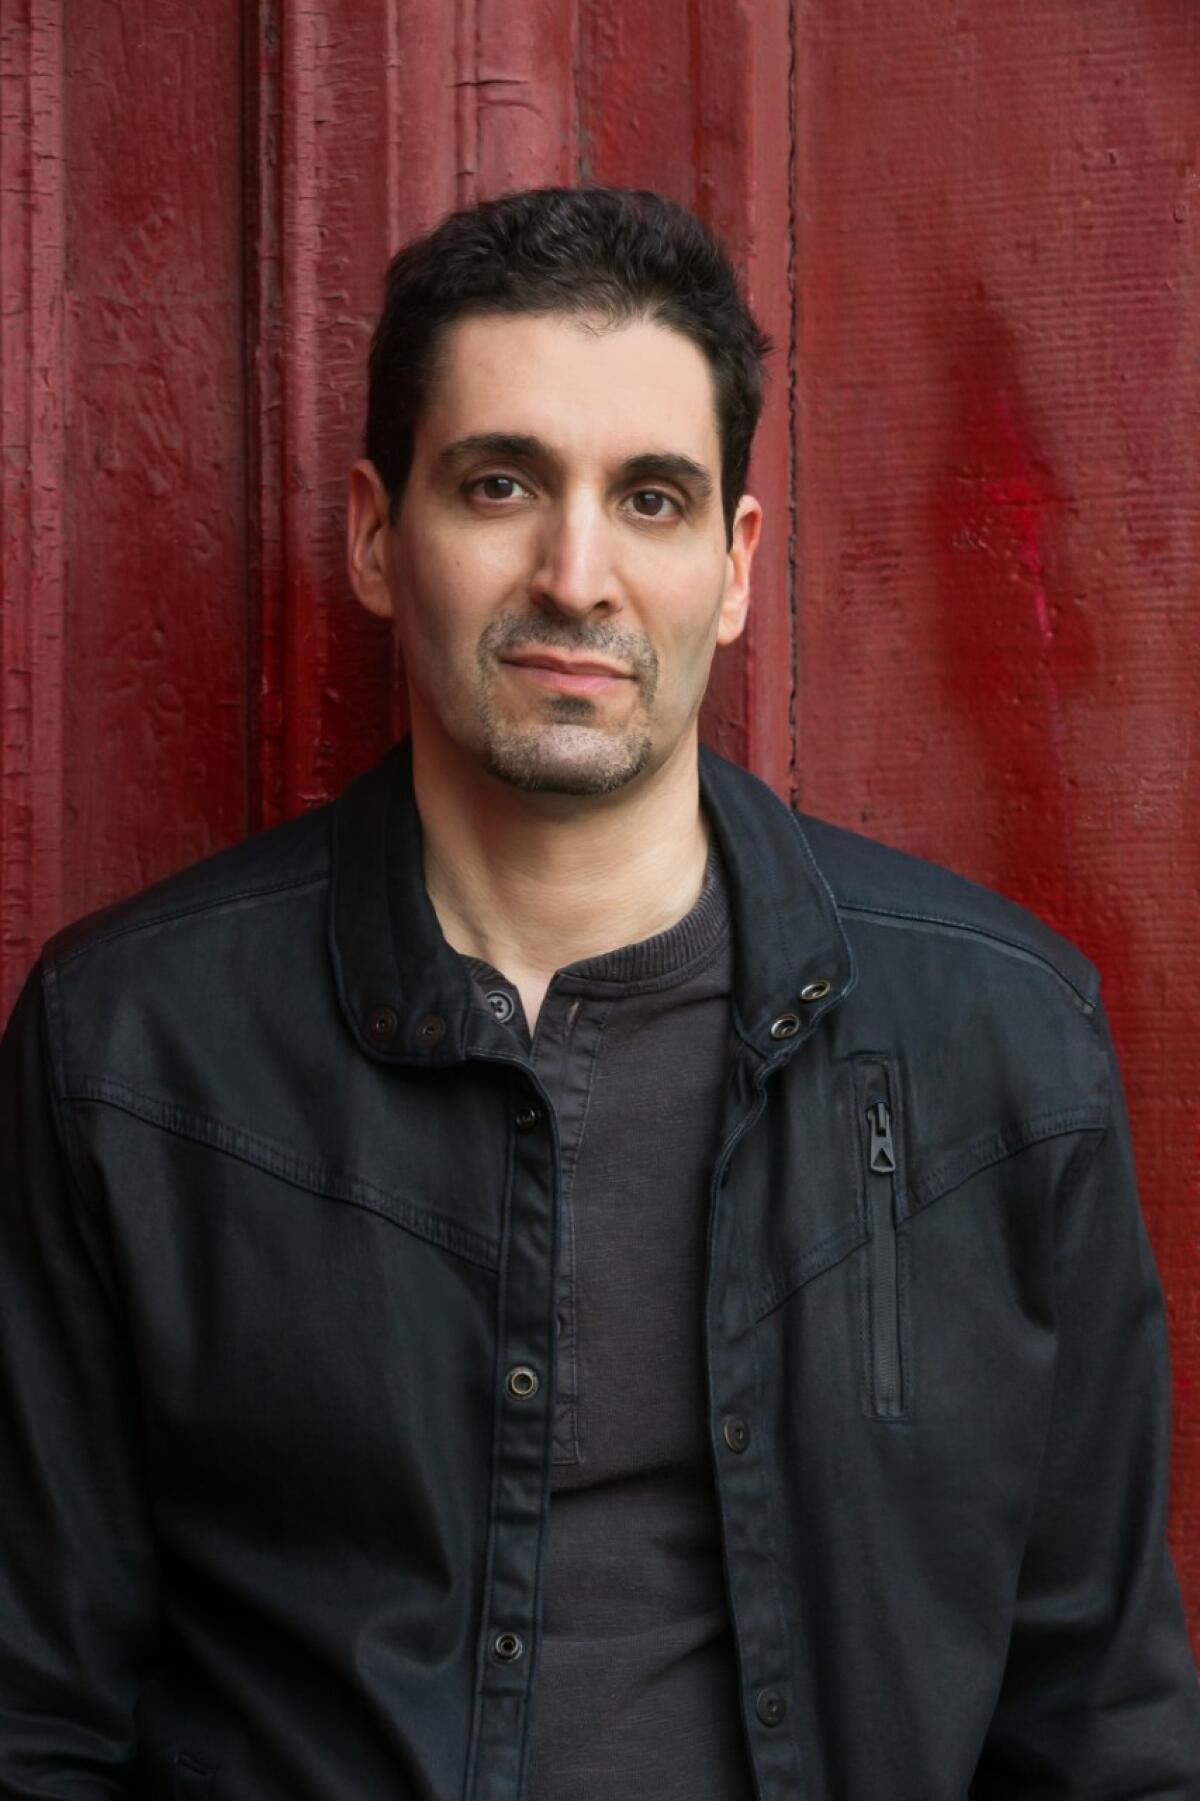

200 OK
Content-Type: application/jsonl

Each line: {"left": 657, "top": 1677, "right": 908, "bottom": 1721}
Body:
{"left": 493, "top": 1631, "right": 524, "bottom": 1662}
{"left": 768, "top": 1013, "right": 801, "bottom": 1040}
{"left": 415, "top": 1013, "right": 445, "bottom": 1046}
{"left": 799, "top": 978, "right": 832, "bottom": 1002}
{"left": 722, "top": 1415, "right": 750, "bottom": 1454}
{"left": 486, "top": 989, "right": 515, "bottom": 1024}
{"left": 506, "top": 1365, "right": 539, "bottom": 1400}
{"left": 755, "top": 1687, "right": 786, "bottom": 1727}
{"left": 366, "top": 1005, "right": 399, "bottom": 1044}
{"left": 514, "top": 1104, "right": 540, "bottom": 1131}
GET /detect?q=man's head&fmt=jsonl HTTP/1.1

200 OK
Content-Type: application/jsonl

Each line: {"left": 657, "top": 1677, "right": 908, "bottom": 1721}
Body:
{"left": 348, "top": 186, "right": 769, "bottom": 798}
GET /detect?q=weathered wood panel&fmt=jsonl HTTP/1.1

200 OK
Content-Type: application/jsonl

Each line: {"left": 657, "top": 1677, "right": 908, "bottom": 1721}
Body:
{"left": 790, "top": 0, "right": 1200, "bottom": 1610}
{"left": 60, "top": 0, "right": 247, "bottom": 910}
{"left": 1, "top": 0, "right": 66, "bottom": 988}
{"left": 246, "top": 0, "right": 407, "bottom": 827}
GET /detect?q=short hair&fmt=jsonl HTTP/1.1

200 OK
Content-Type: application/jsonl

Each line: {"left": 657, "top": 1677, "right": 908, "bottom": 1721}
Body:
{"left": 365, "top": 186, "right": 771, "bottom": 543}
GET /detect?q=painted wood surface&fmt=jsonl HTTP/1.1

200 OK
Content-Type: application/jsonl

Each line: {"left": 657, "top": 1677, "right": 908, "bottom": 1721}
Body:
{"left": 1, "top": 0, "right": 1198, "bottom": 1640}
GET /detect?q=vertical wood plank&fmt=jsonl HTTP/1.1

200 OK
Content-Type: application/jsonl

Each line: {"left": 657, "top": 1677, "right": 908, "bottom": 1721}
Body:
{"left": 460, "top": 0, "right": 578, "bottom": 199}
{"left": 791, "top": 0, "right": 1200, "bottom": 1633}
{"left": 60, "top": 0, "right": 247, "bottom": 911}
{"left": 0, "top": 0, "right": 66, "bottom": 1016}
{"left": 247, "top": 0, "right": 400, "bottom": 824}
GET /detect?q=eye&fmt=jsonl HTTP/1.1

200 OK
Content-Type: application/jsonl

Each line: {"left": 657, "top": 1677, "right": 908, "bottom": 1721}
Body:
{"left": 468, "top": 474, "right": 531, "bottom": 503}
{"left": 626, "top": 489, "right": 681, "bottom": 520}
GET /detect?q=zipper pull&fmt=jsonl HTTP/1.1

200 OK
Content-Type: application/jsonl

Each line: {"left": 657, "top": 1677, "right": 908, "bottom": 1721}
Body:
{"left": 867, "top": 1099, "right": 896, "bottom": 1174}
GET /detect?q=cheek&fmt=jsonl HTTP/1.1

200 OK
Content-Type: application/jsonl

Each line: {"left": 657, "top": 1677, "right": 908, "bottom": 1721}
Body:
{"left": 651, "top": 570, "right": 727, "bottom": 671}
{"left": 403, "top": 523, "right": 529, "bottom": 637}
{"left": 397, "top": 547, "right": 484, "bottom": 668}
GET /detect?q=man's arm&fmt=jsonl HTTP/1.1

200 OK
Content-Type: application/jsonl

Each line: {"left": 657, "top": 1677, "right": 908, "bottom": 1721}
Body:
{"left": 0, "top": 963, "right": 158, "bottom": 1797}
{"left": 972, "top": 999, "right": 1200, "bottom": 1798}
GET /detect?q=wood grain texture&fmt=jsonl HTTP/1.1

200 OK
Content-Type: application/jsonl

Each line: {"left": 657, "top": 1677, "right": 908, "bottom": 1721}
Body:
{"left": 790, "top": 0, "right": 1200, "bottom": 1619}
{"left": 57, "top": 0, "right": 247, "bottom": 921}
{"left": 0, "top": 0, "right": 66, "bottom": 1015}
{"left": 248, "top": 0, "right": 403, "bottom": 826}
{"left": 458, "top": 0, "right": 577, "bottom": 199}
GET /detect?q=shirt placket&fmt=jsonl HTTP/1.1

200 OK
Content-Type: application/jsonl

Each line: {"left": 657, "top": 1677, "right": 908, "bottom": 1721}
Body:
{"left": 528, "top": 984, "right": 613, "bottom": 1470}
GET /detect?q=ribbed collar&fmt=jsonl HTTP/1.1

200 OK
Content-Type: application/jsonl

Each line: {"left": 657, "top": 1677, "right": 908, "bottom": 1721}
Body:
{"left": 328, "top": 737, "right": 855, "bottom": 1069}
{"left": 565, "top": 837, "right": 731, "bottom": 988}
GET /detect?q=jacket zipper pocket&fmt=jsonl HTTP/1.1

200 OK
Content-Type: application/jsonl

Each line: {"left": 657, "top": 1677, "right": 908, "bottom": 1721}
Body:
{"left": 857, "top": 1059, "right": 906, "bottom": 1419}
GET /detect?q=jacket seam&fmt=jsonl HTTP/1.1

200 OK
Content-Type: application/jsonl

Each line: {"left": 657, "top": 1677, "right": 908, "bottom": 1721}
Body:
{"left": 50, "top": 873, "right": 329, "bottom": 972}
{"left": 836, "top": 900, "right": 1097, "bottom": 1013}
{"left": 751, "top": 1105, "right": 1110, "bottom": 1324}
{"left": 910, "top": 1105, "right": 1111, "bottom": 1214}
{"left": 753, "top": 1215, "right": 867, "bottom": 1322}
{"left": 61, "top": 1075, "right": 500, "bottom": 1273}
{"left": 787, "top": 806, "right": 854, "bottom": 936}
{"left": 39, "top": 966, "right": 130, "bottom": 1310}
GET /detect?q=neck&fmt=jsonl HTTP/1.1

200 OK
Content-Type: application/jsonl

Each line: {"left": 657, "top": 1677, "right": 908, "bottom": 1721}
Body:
{"left": 412, "top": 720, "right": 710, "bottom": 1029}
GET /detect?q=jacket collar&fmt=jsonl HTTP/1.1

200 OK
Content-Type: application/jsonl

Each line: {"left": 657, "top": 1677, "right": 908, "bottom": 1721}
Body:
{"left": 697, "top": 746, "right": 856, "bottom": 1054}
{"left": 329, "top": 736, "right": 855, "bottom": 1068}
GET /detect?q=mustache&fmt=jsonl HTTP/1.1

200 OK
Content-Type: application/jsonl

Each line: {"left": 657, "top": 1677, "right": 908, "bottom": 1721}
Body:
{"left": 478, "top": 614, "right": 659, "bottom": 691}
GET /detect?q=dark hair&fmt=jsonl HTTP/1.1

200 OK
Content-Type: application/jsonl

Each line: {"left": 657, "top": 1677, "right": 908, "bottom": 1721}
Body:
{"left": 365, "top": 186, "right": 771, "bottom": 543}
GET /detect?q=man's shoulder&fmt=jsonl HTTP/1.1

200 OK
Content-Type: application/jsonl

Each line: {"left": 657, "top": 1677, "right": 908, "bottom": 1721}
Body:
{"left": 796, "top": 808, "right": 1100, "bottom": 1017}
{"left": 42, "top": 800, "right": 335, "bottom": 989}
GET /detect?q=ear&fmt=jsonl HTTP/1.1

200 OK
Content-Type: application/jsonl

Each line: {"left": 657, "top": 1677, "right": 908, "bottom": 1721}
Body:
{"left": 346, "top": 459, "right": 396, "bottom": 621}
{"left": 715, "top": 493, "right": 763, "bottom": 648}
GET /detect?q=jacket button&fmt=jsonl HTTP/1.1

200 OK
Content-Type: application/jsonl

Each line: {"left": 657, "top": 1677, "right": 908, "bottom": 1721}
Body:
{"left": 506, "top": 1365, "right": 539, "bottom": 1400}
{"left": 722, "top": 1415, "right": 750, "bottom": 1454}
{"left": 514, "top": 1104, "right": 540, "bottom": 1131}
{"left": 755, "top": 1687, "right": 786, "bottom": 1727}
{"left": 493, "top": 1631, "right": 524, "bottom": 1662}
{"left": 415, "top": 1013, "right": 445, "bottom": 1046}
{"left": 366, "top": 1005, "right": 399, "bottom": 1044}
{"left": 486, "top": 989, "right": 515, "bottom": 1023}
{"left": 799, "top": 978, "right": 832, "bottom": 1002}
{"left": 769, "top": 1013, "right": 800, "bottom": 1040}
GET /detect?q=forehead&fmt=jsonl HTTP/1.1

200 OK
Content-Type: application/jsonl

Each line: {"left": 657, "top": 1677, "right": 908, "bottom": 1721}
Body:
{"left": 417, "top": 311, "right": 721, "bottom": 465}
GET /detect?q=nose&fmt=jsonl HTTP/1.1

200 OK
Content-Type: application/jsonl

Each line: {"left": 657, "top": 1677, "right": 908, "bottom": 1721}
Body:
{"left": 529, "top": 491, "right": 618, "bottom": 619}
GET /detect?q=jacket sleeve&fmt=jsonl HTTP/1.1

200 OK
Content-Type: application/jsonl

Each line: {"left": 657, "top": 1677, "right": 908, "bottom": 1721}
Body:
{"left": 972, "top": 997, "right": 1200, "bottom": 1798}
{"left": 0, "top": 962, "right": 158, "bottom": 1796}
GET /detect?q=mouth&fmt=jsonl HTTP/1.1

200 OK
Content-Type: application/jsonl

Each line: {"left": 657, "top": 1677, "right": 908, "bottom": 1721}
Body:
{"left": 500, "top": 652, "right": 635, "bottom": 696}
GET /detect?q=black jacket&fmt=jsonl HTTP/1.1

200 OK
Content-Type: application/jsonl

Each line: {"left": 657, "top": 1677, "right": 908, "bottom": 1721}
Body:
{"left": 2, "top": 739, "right": 1198, "bottom": 1800}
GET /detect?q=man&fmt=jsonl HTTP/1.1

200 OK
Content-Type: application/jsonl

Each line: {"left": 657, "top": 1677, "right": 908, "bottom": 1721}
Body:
{"left": 1, "top": 185, "right": 1197, "bottom": 1800}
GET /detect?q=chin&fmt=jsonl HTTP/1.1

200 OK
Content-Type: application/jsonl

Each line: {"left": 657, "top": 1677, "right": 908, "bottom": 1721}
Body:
{"left": 481, "top": 722, "right": 654, "bottom": 796}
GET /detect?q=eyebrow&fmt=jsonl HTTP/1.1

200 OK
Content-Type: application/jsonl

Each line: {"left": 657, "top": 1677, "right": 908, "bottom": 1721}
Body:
{"left": 437, "top": 434, "right": 715, "bottom": 502}
{"left": 438, "top": 433, "right": 551, "bottom": 469}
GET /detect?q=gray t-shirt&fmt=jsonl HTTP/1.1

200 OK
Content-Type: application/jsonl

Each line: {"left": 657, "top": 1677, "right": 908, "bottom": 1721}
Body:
{"left": 463, "top": 847, "right": 754, "bottom": 1798}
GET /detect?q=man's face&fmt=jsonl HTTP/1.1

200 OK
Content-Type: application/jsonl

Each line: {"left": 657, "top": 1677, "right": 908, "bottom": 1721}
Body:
{"left": 349, "top": 310, "right": 760, "bottom": 796}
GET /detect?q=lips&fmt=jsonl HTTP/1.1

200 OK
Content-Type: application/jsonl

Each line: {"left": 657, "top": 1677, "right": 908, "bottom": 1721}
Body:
{"left": 501, "top": 652, "right": 632, "bottom": 680}
{"left": 499, "top": 652, "right": 636, "bottom": 698}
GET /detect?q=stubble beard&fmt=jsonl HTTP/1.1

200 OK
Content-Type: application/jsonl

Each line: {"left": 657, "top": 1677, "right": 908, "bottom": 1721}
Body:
{"left": 474, "top": 615, "right": 659, "bottom": 796}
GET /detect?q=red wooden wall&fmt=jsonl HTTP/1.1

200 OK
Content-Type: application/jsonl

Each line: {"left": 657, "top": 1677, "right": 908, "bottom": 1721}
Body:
{"left": 3, "top": 0, "right": 1199, "bottom": 1640}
